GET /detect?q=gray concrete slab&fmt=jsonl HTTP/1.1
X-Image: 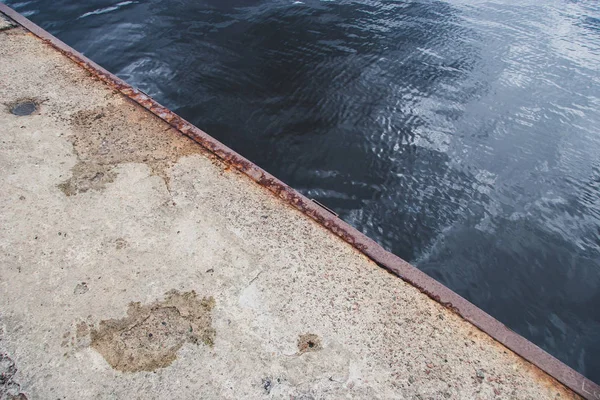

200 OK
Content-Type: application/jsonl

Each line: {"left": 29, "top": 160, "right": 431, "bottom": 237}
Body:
{"left": 0, "top": 21, "right": 580, "bottom": 400}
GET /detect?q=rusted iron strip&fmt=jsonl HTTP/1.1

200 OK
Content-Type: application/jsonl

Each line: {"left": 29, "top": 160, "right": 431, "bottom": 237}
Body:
{"left": 1, "top": 4, "right": 598, "bottom": 398}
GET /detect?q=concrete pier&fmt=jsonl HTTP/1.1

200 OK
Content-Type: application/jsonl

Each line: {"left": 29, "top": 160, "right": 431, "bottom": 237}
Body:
{"left": 0, "top": 7, "right": 598, "bottom": 399}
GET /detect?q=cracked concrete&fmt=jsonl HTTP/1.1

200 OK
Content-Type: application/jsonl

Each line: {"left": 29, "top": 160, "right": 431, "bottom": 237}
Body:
{"left": 0, "top": 13, "right": 581, "bottom": 400}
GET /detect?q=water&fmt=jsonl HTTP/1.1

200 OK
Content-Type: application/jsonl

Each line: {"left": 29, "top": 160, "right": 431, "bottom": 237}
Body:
{"left": 5, "top": 0, "right": 600, "bottom": 382}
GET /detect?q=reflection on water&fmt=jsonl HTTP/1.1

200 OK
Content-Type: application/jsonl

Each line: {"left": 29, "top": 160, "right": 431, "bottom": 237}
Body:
{"left": 6, "top": 0, "right": 600, "bottom": 382}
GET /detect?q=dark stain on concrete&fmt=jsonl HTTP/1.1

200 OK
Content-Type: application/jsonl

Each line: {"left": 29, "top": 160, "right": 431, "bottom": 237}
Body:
{"left": 59, "top": 103, "right": 203, "bottom": 196}
{"left": 73, "top": 282, "right": 89, "bottom": 295}
{"left": 10, "top": 100, "right": 37, "bottom": 116}
{"left": 114, "top": 238, "right": 128, "bottom": 250}
{"left": 61, "top": 318, "right": 94, "bottom": 358}
{"left": 297, "top": 334, "right": 322, "bottom": 354}
{"left": 58, "top": 163, "right": 116, "bottom": 196}
{"left": 75, "top": 321, "right": 90, "bottom": 339}
{"left": 90, "top": 290, "right": 215, "bottom": 372}
{"left": 4, "top": 98, "right": 38, "bottom": 116}
{"left": 0, "top": 353, "right": 28, "bottom": 400}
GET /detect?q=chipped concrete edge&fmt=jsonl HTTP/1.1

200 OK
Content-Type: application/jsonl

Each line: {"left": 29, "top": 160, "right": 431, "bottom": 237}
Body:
{"left": 0, "top": 4, "right": 598, "bottom": 399}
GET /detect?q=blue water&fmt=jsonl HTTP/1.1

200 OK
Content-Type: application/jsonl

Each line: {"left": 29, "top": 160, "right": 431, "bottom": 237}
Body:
{"left": 5, "top": 0, "right": 600, "bottom": 382}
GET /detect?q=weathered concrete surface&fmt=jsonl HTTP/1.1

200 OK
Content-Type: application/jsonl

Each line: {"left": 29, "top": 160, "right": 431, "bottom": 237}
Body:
{"left": 0, "top": 22, "right": 579, "bottom": 400}
{"left": 0, "top": 14, "right": 14, "bottom": 30}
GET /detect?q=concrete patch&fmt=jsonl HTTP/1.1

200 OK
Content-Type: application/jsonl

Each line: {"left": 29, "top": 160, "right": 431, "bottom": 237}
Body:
{"left": 57, "top": 163, "right": 117, "bottom": 196}
{"left": 59, "top": 104, "right": 203, "bottom": 196}
{"left": 90, "top": 290, "right": 215, "bottom": 372}
{"left": 298, "top": 334, "right": 322, "bottom": 354}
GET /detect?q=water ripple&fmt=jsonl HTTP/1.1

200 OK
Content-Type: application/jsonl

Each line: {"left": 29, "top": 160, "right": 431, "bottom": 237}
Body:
{"left": 78, "top": 1, "right": 137, "bottom": 19}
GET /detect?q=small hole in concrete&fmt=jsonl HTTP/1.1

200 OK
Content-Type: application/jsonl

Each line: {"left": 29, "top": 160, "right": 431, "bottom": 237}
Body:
{"left": 298, "top": 333, "right": 322, "bottom": 353}
{"left": 11, "top": 100, "right": 37, "bottom": 116}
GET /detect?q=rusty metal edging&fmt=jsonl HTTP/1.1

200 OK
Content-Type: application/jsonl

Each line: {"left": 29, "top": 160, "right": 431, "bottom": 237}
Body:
{"left": 1, "top": 3, "right": 598, "bottom": 398}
